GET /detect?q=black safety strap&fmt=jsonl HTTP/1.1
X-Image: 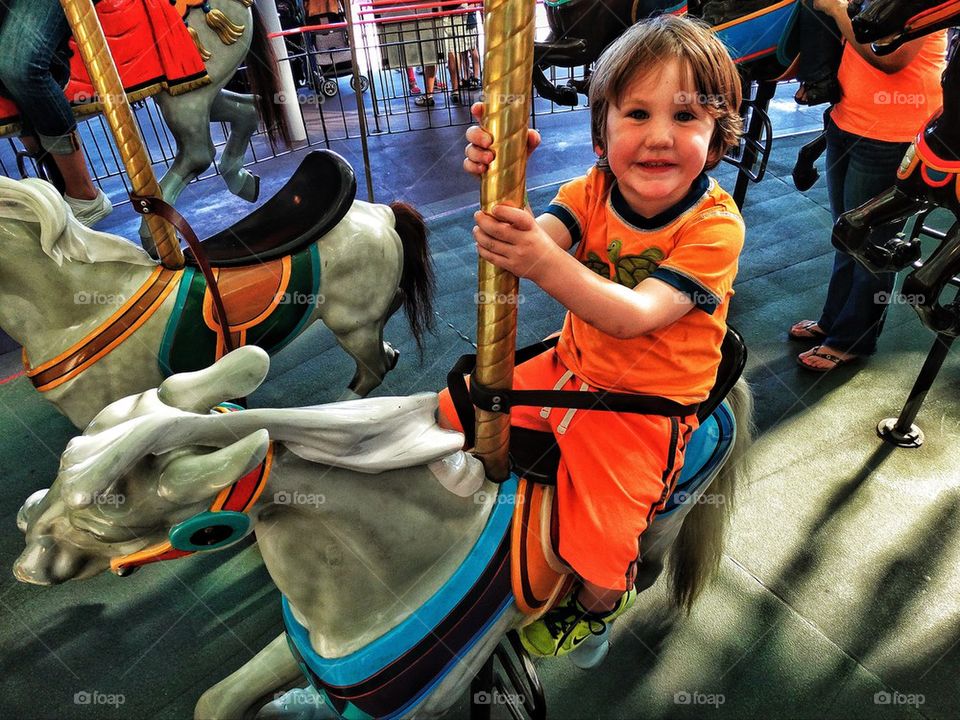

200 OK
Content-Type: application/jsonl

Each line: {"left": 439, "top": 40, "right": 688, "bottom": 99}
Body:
{"left": 446, "top": 336, "right": 699, "bottom": 447}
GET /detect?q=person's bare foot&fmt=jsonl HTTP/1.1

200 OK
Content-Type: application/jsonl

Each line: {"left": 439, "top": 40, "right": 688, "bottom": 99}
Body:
{"left": 788, "top": 319, "right": 826, "bottom": 341}
{"left": 797, "top": 344, "right": 858, "bottom": 372}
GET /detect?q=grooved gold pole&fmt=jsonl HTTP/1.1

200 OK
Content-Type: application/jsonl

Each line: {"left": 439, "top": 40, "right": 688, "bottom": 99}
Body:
{"left": 60, "top": 0, "right": 183, "bottom": 269}
{"left": 474, "top": 0, "right": 535, "bottom": 480}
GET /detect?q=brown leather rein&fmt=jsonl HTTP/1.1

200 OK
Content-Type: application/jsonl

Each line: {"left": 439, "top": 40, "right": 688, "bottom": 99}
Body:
{"left": 130, "top": 193, "right": 235, "bottom": 355}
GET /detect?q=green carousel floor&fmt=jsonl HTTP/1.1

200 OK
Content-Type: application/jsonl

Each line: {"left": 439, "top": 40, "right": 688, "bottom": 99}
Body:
{"left": 0, "top": 90, "right": 958, "bottom": 719}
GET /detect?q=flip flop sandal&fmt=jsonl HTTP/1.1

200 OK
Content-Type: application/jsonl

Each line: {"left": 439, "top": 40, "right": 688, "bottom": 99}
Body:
{"left": 788, "top": 319, "right": 827, "bottom": 341}
{"left": 796, "top": 345, "right": 857, "bottom": 373}
{"left": 414, "top": 95, "right": 435, "bottom": 107}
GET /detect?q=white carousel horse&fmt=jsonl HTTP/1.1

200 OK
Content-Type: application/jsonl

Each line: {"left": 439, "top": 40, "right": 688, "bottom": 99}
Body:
{"left": 15, "top": 346, "right": 751, "bottom": 719}
{"left": 0, "top": 163, "right": 434, "bottom": 428}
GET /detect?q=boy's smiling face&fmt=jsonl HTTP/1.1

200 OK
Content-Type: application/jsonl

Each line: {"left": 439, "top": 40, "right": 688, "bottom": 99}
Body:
{"left": 603, "top": 58, "right": 717, "bottom": 218}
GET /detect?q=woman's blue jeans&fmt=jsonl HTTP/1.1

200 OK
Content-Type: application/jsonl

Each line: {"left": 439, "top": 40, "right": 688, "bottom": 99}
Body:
{"left": 819, "top": 117, "right": 910, "bottom": 355}
{"left": 0, "top": 0, "right": 78, "bottom": 155}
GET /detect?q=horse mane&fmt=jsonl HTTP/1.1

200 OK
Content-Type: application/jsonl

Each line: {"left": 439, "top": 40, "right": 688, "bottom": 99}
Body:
{"left": 58, "top": 391, "right": 472, "bottom": 508}
{"left": 0, "top": 175, "right": 155, "bottom": 267}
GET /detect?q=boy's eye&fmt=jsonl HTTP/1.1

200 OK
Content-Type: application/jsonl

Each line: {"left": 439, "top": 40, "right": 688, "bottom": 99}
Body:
{"left": 627, "top": 109, "right": 648, "bottom": 120}
{"left": 675, "top": 110, "right": 697, "bottom": 122}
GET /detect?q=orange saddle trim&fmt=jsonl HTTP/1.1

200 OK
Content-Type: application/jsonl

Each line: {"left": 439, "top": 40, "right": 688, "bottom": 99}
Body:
{"left": 202, "top": 257, "right": 293, "bottom": 358}
{"left": 510, "top": 477, "right": 574, "bottom": 620}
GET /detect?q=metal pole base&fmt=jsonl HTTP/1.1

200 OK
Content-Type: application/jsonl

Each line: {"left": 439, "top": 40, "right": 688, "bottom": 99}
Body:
{"left": 877, "top": 417, "right": 925, "bottom": 448}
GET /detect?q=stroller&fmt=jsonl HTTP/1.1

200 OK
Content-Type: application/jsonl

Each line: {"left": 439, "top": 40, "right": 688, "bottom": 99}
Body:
{"left": 303, "top": 0, "right": 368, "bottom": 97}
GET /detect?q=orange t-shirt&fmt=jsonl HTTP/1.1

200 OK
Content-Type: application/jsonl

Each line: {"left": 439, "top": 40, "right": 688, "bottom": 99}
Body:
{"left": 545, "top": 168, "right": 744, "bottom": 405}
{"left": 831, "top": 31, "right": 947, "bottom": 142}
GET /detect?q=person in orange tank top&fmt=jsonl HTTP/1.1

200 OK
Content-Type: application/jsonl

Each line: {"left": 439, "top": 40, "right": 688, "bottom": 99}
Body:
{"left": 789, "top": 0, "right": 946, "bottom": 371}
{"left": 445, "top": 16, "right": 745, "bottom": 659}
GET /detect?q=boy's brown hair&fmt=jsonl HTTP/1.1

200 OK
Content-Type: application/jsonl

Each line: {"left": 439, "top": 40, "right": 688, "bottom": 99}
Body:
{"left": 589, "top": 14, "right": 743, "bottom": 171}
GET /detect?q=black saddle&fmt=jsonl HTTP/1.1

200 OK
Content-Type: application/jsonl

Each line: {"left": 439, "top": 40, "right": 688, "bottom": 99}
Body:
{"left": 186, "top": 150, "right": 357, "bottom": 268}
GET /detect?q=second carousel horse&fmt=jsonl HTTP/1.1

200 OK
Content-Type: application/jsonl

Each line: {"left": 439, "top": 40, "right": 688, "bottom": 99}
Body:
{"left": 0, "top": 151, "right": 434, "bottom": 427}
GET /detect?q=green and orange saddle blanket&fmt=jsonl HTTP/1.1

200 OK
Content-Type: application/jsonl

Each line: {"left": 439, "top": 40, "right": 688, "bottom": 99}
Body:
{"left": 160, "top": 244, "right": 322, "bottom": 374}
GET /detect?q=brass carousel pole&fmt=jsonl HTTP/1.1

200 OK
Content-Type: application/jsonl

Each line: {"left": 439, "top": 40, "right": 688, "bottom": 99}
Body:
{"left": 59, "top": 0, "right": 184, "bottom": 269}
{"left": 474, "top": 0, "right": 535, "bottom": 480}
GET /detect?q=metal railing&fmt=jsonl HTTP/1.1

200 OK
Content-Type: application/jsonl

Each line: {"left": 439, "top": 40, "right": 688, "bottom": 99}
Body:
{"left": 0, "top": 0, "right": 586, "bottom": 202}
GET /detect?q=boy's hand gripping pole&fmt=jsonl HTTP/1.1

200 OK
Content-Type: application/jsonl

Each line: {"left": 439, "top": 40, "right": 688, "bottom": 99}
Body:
{"left": 474, "top": 0, "right": 535, "bottom": 481}
{"left": 59, "top": 0, "right": 184, "bottom": 269}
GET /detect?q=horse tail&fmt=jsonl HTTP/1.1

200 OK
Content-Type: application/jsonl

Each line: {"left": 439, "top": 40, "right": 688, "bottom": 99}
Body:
{"left": 246, "top": 4, "right": 292, "bottom": 147}
{"left": 390, "top": 201, "right": 436, "bottom": 352}
{"left": 668, "top": 377, "right": 754, "bottom": 612}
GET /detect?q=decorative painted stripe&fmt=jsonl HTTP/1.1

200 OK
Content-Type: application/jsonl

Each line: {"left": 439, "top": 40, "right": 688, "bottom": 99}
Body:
{"left": 916, "top": 118, "right": 960, "bottom": 173}
{"left": 110, "top": 443, "right": 274, "bottom": 575}
{"left": 909, "top": 0, "right": 960, "bottom": 32}
{"left": 25, "top": 267, "right": 180, "bottom": 392}
{"left": 283, "top": 476, "right": 518, "bottom": 718}
{"left": 285, "top": 543, "right": 514, "bottom": 719}
{"left": 659, "top": 401, "right": 735, "bottom": 515}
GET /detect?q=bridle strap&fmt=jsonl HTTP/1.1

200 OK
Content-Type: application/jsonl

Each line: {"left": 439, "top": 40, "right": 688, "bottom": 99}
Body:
{"left": 130, "top": 193, "right": 236, "bottom": 354}
{"left": 110, "top": 441, "right": 274, "bottom": 575}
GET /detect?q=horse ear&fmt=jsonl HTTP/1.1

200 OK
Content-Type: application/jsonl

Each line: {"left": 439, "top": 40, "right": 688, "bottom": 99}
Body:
{"left": 17, "top": 489, "right": 49, "bottom": 534}
{"left": 158, "top": 429, "right": 270, "bottom": 505}
{"left": 158, "top": 346, "right": 270, "bottom": 414}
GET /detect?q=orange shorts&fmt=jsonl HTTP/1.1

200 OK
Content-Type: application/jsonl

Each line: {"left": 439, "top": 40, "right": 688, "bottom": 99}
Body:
{"left": 439, "top": 348, "right": 697, "bottom": 591}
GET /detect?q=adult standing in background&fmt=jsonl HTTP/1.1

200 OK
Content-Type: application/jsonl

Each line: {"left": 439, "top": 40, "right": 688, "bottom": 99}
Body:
{"left": 790, "top": 0, "right": 946, "bottom": 372}
{"left": 0, "top": 0, "right": 112, "bottom": 227}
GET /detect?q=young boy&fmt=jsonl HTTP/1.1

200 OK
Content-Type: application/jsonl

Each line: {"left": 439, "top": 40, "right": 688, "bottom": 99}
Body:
{"left": 445, "top": 14, "right": 744, "bottom": 658}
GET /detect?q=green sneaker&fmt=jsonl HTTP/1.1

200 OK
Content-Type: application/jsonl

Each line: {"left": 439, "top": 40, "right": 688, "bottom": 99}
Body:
{"left": 519, "top": 587, "right": 637, "bottom": 657}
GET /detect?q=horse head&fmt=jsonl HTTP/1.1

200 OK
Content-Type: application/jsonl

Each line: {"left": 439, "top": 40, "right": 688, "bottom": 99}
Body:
{"left": 849, "top": 0, "right": 960, "bottom": 51}
{"left": 14, "top": 346, "right": 273, "bottom": 586}
{"left": 0, "top": 175, "right": 155, "bottom": 267}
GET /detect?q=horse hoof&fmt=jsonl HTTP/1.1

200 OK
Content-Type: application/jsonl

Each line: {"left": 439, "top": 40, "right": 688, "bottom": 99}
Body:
{"left": 792, "top": 165, "right": 819, "bottom": 192}
{"left": 231, "top": 171, "right": 260, "bottom": 203}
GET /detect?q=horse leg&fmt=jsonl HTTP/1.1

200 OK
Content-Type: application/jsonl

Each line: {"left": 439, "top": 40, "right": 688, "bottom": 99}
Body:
{"left": 144, "top": 94, "right": 216, "bottom": 246}
{"left": 327, "top": 320, "right": 397, "bottom": 399}
{"left": 210, "top": 90, "right": 261, "bottom": 202}
{"left": 194, "top": 632, "right": 305, "bottom": 720}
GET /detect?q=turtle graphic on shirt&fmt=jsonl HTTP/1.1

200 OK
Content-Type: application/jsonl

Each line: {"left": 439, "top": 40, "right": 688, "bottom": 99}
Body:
{"left": 583, "top": 240, "right": 665, "bottom": 288}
